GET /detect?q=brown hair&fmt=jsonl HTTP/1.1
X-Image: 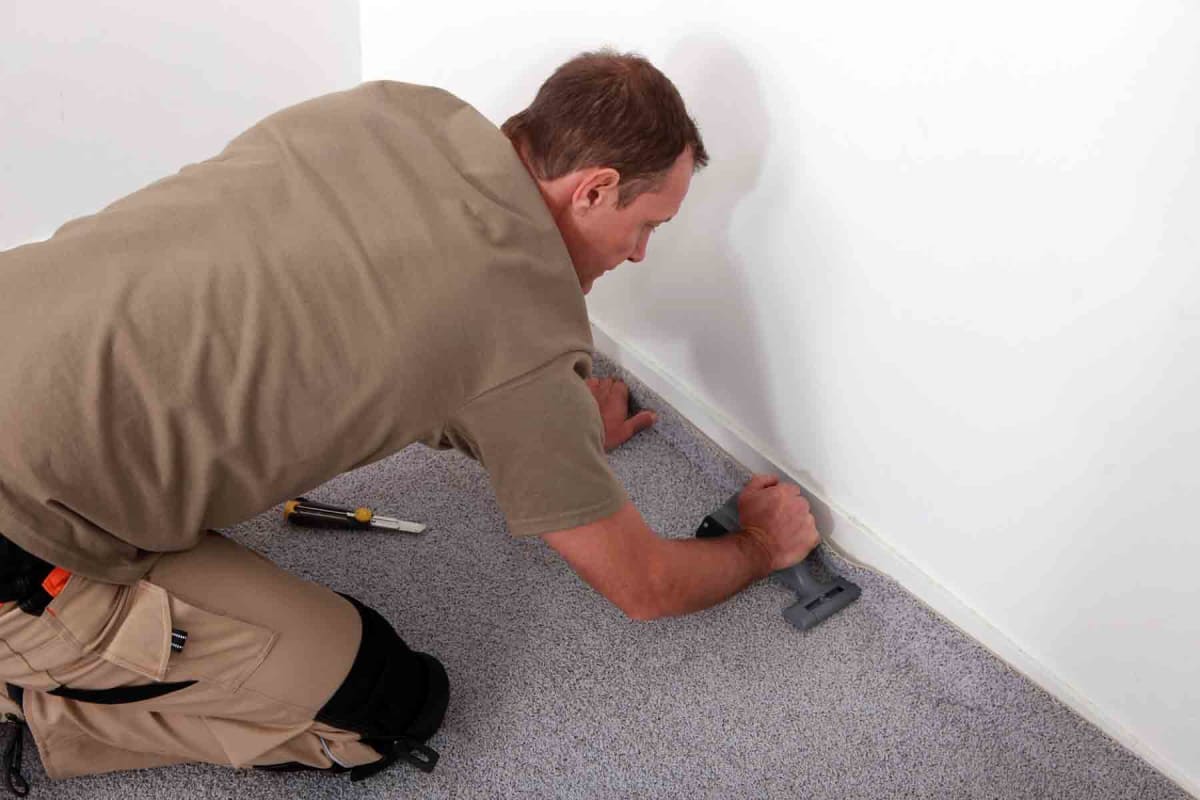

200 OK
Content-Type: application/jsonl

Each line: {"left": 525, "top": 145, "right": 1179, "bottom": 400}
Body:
{"left": 502, "top": 49, "right": 709, "bottom": 208}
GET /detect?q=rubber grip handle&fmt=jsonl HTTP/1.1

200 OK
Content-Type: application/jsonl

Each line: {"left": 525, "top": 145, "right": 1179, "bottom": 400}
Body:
{"left": 695, "top": 492, "right": 819, "bottom": 576}
{"left": 774, "top": 562, "right": 821, "bottom": 594}
{"left": 284, "top": 498, "right": 370, "bottom": 529}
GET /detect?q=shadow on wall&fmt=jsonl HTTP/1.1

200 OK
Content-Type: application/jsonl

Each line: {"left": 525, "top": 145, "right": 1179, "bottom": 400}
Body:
{"left": 652, "top": 39, "right": 795, "bottom": 476}
{"left": 637, "top": 36, "right": 843, "bottom": 537}
{"left": 662, "top": 37, "right": 849, "bottom": 537}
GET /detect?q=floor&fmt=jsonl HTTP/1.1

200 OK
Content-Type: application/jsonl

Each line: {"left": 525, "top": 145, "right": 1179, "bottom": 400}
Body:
{"left": 24, "top": 353, "right": 1190, "bottom": 799}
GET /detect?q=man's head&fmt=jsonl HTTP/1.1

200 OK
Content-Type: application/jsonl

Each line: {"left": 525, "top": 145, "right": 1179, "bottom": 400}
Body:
{"left": 503, "top": 49, "right": 709, "bottom": 294}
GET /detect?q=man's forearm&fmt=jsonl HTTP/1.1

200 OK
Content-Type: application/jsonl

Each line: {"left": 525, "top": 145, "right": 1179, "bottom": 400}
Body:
{"left": 642, "top": 531, "right": 774, "bottom": 619}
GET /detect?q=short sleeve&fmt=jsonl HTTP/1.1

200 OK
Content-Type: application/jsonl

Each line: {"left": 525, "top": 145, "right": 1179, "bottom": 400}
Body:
{"left": 443, "top": 351, "right": 629, "bottom": 537}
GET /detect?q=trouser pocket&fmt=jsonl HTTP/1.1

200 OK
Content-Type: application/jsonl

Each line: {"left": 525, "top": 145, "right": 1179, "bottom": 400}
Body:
{"left": 159, "top": 591, "right": 277, "bottom": 692}
{"left": 0, "top": 573, "right": 125, "bottom": 692}
{"left": 2, "top": 566, "right": 278, "bottom": 706}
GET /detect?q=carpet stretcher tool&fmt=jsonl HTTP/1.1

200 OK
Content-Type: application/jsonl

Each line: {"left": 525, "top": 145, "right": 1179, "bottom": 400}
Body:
{"left": 284, "top": 497, "right": 427, "bottom": 534}
{"left": 697, "top": 492, "right": 861, "bottom": 631}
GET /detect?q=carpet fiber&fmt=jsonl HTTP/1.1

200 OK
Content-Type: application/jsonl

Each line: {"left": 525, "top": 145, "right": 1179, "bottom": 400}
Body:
{"left": 22, "top": 353, "right": 1188, "bottom": 799}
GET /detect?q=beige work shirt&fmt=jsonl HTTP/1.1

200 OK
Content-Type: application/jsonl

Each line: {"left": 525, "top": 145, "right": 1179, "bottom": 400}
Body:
{"left": 0, "top": 80, "right": 629, "bottom": 583}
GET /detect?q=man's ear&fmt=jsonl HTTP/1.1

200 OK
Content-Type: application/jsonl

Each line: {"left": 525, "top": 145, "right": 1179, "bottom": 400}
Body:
{"left": 571, "top": 167, "right": 621, "bottom": 214}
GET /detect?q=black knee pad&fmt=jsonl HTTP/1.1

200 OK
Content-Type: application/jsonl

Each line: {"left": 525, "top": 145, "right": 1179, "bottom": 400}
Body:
{"left": 317, "top": 594, "right": 449, "bottom": 744}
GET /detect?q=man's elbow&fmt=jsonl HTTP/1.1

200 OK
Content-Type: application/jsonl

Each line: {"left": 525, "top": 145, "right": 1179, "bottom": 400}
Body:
{"left": 540, "top": 501, "right": 670, "bottom": 622}
{"left": 621, "top": 597, "right": 662, "bottom": 622}
{"left": 616, "top": 563, "right": 668, "bottom": 622}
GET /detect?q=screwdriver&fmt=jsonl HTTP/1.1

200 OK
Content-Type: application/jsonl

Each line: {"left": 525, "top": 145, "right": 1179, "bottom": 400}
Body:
{"left": 283, "top": 497, "right": 427, "bottom": 534}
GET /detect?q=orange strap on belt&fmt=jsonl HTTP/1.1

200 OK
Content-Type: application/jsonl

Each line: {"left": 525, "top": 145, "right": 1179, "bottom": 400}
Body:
{"left": 41, "top": 566, "right": 71, "bottom": 598}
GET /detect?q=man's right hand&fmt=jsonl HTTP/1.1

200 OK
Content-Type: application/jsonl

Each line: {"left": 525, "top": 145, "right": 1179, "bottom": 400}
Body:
{"left": 736, "top": 474, "right": 821, "bottom": 572}
{"left": 541, "top": 475, "right": 823, "bottom": 620}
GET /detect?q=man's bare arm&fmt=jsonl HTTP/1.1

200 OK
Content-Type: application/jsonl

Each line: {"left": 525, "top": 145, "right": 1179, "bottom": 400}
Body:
{"left": 542, "top": 476, "right": 820, "bottom": 620}
{"left": 541, "top": 500, "right": 774, "bottom": 620}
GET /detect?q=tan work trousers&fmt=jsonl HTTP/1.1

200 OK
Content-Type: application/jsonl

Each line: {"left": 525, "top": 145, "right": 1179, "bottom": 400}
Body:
{"left": 0, "top": 532, "right": 382, "bottom": 779}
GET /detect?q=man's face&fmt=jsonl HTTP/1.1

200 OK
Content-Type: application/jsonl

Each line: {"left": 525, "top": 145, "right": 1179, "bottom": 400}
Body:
{"left": 567, "top": 148, "right": 694, "bottom": 294}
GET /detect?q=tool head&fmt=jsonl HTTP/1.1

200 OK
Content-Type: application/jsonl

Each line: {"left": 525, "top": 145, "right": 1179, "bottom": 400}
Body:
{"left": 781, "top": 576, "right": 861, "bottom": 631}
{"left": 698, "top": 490, "right": 862, "bottom": 631}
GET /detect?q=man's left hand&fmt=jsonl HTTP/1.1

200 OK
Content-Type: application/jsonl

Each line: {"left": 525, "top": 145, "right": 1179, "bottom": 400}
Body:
{"left": 586, "top": 376, "right": 658, "bottom": 452}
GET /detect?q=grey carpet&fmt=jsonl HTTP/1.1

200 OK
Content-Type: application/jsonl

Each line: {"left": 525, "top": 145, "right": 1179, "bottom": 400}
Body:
{"left": 21, "top": 353, "right": 1188, "bottom": 799}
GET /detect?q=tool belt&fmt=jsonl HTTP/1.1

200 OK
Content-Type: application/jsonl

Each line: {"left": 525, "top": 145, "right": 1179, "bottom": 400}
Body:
{"left": 0, "top": 533, "right": 65, "bottom": 616}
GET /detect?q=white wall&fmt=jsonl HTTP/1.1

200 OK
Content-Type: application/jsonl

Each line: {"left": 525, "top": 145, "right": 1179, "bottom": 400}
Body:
{"left": 0, "top": 0, "right": 361, "bottom": 250}
{"left": 362, "top": 1, "right": 1200, "bottom": 793}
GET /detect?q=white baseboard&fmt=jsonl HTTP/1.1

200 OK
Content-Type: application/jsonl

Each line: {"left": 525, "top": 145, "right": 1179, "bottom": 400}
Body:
{"left": 591, "top": 318, "right": 1197, "bottom": 800}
